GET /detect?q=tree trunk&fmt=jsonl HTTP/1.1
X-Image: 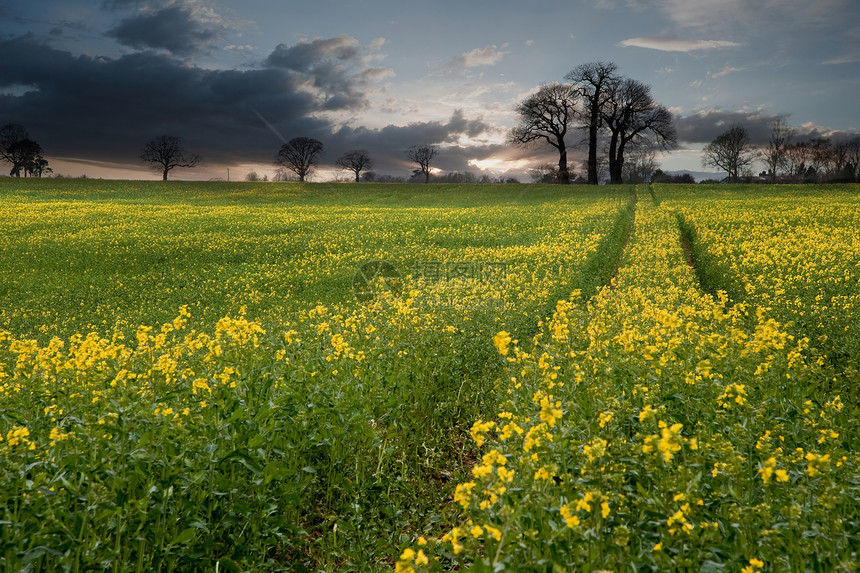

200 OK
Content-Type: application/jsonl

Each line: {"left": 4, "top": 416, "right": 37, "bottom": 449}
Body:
{"left": 587, "top": 116, "right": 599, "bottom": 184}
{"left": 162, "top": 170, "right": 168, "bottom": 181}
{"left": 607, "top": 131, "right": 620, "bottom": 184}
{"left": 558, "top": 147, "right": 570, "bottom": 184}
{"left": 355, "top": 171, "right": 360, "bottom": 183}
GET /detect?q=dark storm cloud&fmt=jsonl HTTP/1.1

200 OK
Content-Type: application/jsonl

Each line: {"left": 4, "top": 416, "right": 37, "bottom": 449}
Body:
{"left": 0, "top": 34, "right": 492, "bottom": 175}
{"left": 675, "top": 109, "right": 786, "bottom": 145}
{"left": 304, "top": 110, "right": 499, "bottom": 176}
{"left": 107, "top": 4, "right": 223, "bottom": 55}
{"left": 265, "top": 36, "right": 374, "bottom": 112}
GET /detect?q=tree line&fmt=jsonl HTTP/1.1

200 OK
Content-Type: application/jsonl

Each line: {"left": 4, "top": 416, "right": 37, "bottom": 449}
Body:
{"left": 703, "top": 120, "right": 860, "bottom": 183}
{"left": 5, "top": 59, "right": 858, "bottom": 184}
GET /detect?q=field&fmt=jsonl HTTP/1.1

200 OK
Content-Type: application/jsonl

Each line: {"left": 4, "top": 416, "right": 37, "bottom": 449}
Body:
{"left": 0, "top": 180, "right": 858, "bottom": 572}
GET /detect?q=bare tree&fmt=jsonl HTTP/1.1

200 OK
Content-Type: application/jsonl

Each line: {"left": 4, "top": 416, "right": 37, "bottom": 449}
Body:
{"left": 784, "top": 141, "right": 810, "bottom": 181}
{"left": 807, "top": 137, "right": 833, "bottom": 177}
{"left": 275, "top": 137, "right": 324, "bottom": 182}
{"left": 510, "top": 82, "right": 581, "bottom": 184}
{"left": 844, "top": 137, "right": 860, "bottom": 182}
{"left": 141, "top": 135, "right": 201, "bottom": 181}
{"left": 761, "top": 118, "right": 794, "bottom": 182}
{"left": 622, "top": 145, "right": 659, "bottom": 184}
{"left": 601, "top": 78, "right": 675, "bottom": 184}
{"left": 528, "top": 162, "right": 564, "bottom": 184}
{"left": 336, "top": 149, "right": 374, "bottom": 182}
{"left": 565, "top": 62, "right": 619, "bottom": 184}
{"left": 702, "top": 125, "right": 755, "bottom": 182}
{"left": 1, "top": 123, "right": 45, "bottom": 177}
{"left": 406, "top": 144, "right": 437, "bottom": 183}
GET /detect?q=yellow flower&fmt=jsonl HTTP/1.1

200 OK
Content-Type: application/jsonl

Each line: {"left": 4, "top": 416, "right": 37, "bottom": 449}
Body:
{"left": 493, "top": 331, "right": 512, "bottom": 356}
{"left": 598, "top": 411, "right": 612, "bottom": 428}
{"left": 560, "top": 504, "right": 580, "bottom": 528}
{"left": 759, "top": 456, "right": 777, "bottom": 483}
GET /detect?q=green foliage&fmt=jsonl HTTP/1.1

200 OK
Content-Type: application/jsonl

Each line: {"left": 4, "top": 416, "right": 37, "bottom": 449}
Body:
{"left": 1, "top": 180, "right": 859, "bottom": 571}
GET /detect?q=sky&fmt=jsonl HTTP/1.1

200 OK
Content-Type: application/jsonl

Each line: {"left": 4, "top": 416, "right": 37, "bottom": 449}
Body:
{"left": 1, "top": 0, "right": 859, "bottom": 181}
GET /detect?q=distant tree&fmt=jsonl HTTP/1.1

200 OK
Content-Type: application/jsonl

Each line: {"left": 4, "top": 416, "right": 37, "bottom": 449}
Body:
{"left": 600, "top": 77, "right": 675, "bottom": 184}
{"left": 27, "top": 155, "right": 52, "bottom": 178}
{"left": 336, "top": 149, "right": 374, "bottom": 182}
{"left": 784, "top": 141, "right": 810, "bottom": 182}
{"left": 670, "top": 173, "right": 696, "bottom": 184}
{"left": 807, "top": 138, "right": 833, "bottom": 178}
{"left": 406, "top": 144, "right": 437, "bottom": 183}
{"left": 702, "top": 125, "right": 755, "bottom": 183}
{"left": 844, "top": 137, "right": 860, "bottom": 182}
{"left": 1, "top": 123, "right": 45, "bottom": 177}
{"left": 510, "top": 83, "right": 581, "bottom": 184}
{"left": 275, "top": 137, "right": 324, "bottom": 182}
{"left": 246, "top": 171, "right": 260, "bottom": 181}
{"left": 622, "top": 146, "right": 659, "bottom": 184}
{"left": 141, "top": 135, "right": 201, "bottom": 181}
{"left": 565, "top": 62, "right": 619, "bottom": 185}
{"left": 528, "top": 162, "right": 563, "bottom": 184}
{"left": 650, "top": 169, "right": 672, "bottom": 184}
{"left": 761, "top": 118, "right": 794, "bottom": 182}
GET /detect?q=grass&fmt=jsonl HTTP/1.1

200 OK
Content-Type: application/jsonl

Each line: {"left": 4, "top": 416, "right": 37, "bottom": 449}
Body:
{"left": 1, "top": 180, "right": 858, "bottom": 572}
{"left": 0, "top": 178, "right": 626, "bottom": 571}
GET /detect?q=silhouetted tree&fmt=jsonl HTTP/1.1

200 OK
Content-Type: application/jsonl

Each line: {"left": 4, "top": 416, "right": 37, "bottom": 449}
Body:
{"left": 406, "top": 144, "right": 437, "bottom": 183}
{"left": 565, "top": 62, "right": 619, "bottom": 184}
{"left": 141, "top": 135, "right": 201, "bottom": 181}
{"left": 510, "top": 83, "right": 581, "bottom": 184}
{"left": 844, "top": 137, "right": 860, "bottom": 182}
{"left": 27, "top": 155, "right": 51, "bottom": 177}
{"left": 336, "top": 149, "right": 374, "bottom": 182}
{"left": 601, "top": 78, "right": 675, "bottom": 184}
{"left": 275, "top": 137, "right": 324, "bottom": 182}
{"left": 784, "top": 141, "right": 810, "bottom": 181}
{"left": 1, "top": 123, "right": 45, "bottom": 177}
{"left": 761, "top": 118, "right": 794, "bottom": 182}
{"left": 702, "top": 125, "right": 755, "bottom": 182}
{"left": 622, "top": 146, "right": 659, "bottom": 184}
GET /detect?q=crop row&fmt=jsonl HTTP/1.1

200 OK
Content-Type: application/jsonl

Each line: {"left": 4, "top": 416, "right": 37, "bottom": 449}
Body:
{"left": 400, "top": 190, "right": 859, "bottom": 572}
{"left": 0, "top": 185, "right": 626, "bottom": 571}
{"left": 659, "top": 184, "right": 860, "bottom": 395}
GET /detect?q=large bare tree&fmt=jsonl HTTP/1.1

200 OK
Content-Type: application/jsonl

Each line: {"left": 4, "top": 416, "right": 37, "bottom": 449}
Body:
{"left": 702, "top": 125, "right": 755, "bottom": 182}
{"left": 141, "top": 135, "right": 201, "bottom": 181}
{"left": 406, "top": 144, "right": 437, "bottom": 183}
{"left": 761, "top": 118, "right": 794, "bottom": 182}
{"left": 601, "top": 78, "right": 676, "bottom": 184}
{"left": 565, "top": 62, "right": 619, "bottom": 185}
{"left": 275, "top": 137, "right": 324, "bottom": 182}
{"left": 336, "top": 149, "right": 373, "bottom": 182}
{"left": 510, "top": 82, "right": 581, "bottom": 185}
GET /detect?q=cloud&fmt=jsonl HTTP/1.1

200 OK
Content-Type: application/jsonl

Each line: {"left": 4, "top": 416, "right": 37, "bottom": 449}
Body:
{"left": 439, "top": 45, "right": 507, "bottom": 74}
{"left": 619, "top": 36, "right": 743, "bottom": 52}
{"left": 710, "top": 64, "right": 741, "bottom": 78}
{"left": 675, "top": 109, "right": 786, "bottom": 144}
{"left": 265, "top": 35, "right": 394, "bottom": 112}
{"left": 107, "top": 4, "right": 224, "bottom": 55}
{"left": 0, "top": 33, "right": 489, "bottom": 178}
